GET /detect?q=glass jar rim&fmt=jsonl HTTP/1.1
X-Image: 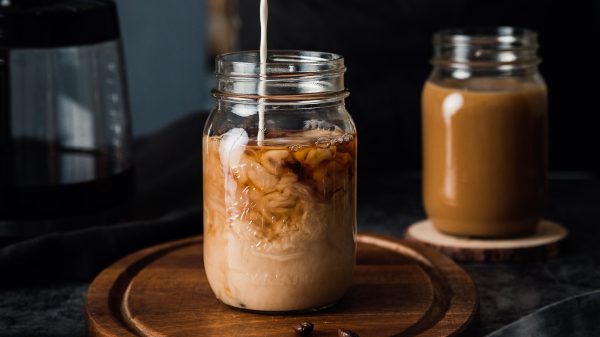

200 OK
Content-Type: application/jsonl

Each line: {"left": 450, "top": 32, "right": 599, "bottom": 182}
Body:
{"left": 216, "top": 50, "right": 346, "bottom": 78}
{"left": 434, "top": 26, "right": 538, "bottom": 49}
{"left": 214, "top": 50, "right": 347, "bottom": 98}
{"left": 431, "top": 26, "right": 540, "bottom": 67}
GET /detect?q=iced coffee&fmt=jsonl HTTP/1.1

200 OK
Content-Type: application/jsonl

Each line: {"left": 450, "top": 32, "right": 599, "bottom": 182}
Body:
{"left": 423, "top": 78, "right": 547, "bottom": 237}
{"left": 203, "top": 127, "right": 356, "bottom": 312}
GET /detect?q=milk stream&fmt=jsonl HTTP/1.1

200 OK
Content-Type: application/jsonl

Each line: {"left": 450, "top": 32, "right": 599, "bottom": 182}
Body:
{"left": 257, "top": 0, "right": 268, "bottom": 144}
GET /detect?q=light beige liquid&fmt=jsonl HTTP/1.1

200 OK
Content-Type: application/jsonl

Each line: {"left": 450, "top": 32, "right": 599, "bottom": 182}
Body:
{"left": 422, "top": 79, "right": 547, "bottom": 237}
{"left": 203, "top": 129, "right": 356, "bottom": 311}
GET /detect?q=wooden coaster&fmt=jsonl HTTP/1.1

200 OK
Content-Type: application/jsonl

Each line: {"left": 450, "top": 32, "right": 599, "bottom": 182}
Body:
{"left": 405, "top": 219, "right": 568, "bottom": 262}
{"left": 86, "top": 233, "right": 478, "bottom": 337}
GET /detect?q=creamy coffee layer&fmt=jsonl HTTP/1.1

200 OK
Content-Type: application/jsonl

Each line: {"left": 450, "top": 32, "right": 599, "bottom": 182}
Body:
{"left": 423, "top": 79, "right": 547, "bottom": 237}
{"left": 203, "top": 128, "right": 356, "bottom": 311}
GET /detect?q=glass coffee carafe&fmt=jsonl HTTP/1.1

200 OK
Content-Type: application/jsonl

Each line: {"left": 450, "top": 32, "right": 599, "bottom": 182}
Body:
{"left": 0, "top": 0, "right": 133, "bottom": 223}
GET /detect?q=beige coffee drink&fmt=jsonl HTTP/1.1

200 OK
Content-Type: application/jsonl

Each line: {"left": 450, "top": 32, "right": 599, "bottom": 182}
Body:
{"left": 203, "top": 128, "right": 356, "bottom": 311}
{"left": 423, "top": 78, "right": 548, "bottom": 237}
{"left": 422, "top": 27, "right": 549, "bottom": 238}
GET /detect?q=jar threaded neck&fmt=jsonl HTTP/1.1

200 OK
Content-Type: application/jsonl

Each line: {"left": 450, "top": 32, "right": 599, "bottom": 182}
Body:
{"left": 215, "top": 50, "right": 346, "bottom": 97}
{"left": 432, "top": 27, "right": 540, "bottom": 68}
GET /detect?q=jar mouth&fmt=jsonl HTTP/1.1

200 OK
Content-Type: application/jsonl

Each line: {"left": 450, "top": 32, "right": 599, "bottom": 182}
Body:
{"left": 216, "top": 50, "right": 345, "bottom": 78}
{"left": 432, "top": 26, "right": 540, "bottom": 67}
{"left": 215, "top": 50, "right": 347, "bottom": 97}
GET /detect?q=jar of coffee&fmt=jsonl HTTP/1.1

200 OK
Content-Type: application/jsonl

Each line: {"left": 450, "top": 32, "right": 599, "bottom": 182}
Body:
{"left": 422, "top": 27, "right": 547, "bottom": 237}
{"left": 203, "top": 51, "right": 357, "bottom": 312}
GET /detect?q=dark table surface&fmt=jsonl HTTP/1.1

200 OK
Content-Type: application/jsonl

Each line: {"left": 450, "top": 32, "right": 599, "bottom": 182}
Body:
{"left": 1, "top": 114, "right": 599, "bottom": 337}
{"left": 2, "top": 177, "right": 599, "bottom": 337}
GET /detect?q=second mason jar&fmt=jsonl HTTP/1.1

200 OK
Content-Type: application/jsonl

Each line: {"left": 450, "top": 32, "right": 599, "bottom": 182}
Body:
{"left": 203, "top": 51, "right": 357, "bottom": 312}
{"left": 422, "top": 27, "right": 548, "bottom": 237}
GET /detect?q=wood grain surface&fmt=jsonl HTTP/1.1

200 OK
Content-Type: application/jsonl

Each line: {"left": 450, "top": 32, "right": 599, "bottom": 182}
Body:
{"left": 86, "top": 233, "right": 478, "bottom": 337}
{"left": 405, "top": 220, "right": 568, "bottom": 262}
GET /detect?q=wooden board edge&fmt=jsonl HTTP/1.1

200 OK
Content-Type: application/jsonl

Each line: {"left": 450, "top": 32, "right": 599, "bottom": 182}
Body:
{"left": 87, "top": 234, "right": 478, "bottom": 337}
{"left": 86, "top": 237, "right": 202, "bottom": 337}
{"left": 357, "top": 233, "right": 479, "bottom": 336}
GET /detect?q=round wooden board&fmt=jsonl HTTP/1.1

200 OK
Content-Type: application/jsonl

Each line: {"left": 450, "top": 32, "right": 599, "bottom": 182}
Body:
{"left": 405, "top": 219, "right": 568, "bottom": 262}
{"left": 86, "top": 233, "right": 478, "bottom": 337}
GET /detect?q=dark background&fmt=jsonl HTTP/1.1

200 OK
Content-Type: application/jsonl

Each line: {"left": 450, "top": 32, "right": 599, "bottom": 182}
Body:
{"left": 1, "top": 2, "right": 600, "bottom": 335}
{"left": 238, "top": 0, "right": 599, "bottom": 174}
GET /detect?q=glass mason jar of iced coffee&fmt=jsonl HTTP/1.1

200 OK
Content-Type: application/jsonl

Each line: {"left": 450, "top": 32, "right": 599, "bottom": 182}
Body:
{"left": 203, "top": 51, "right": 357, "bottom": 312}
{"left": 422, "top": 27, "right": 547, "bottom": 237}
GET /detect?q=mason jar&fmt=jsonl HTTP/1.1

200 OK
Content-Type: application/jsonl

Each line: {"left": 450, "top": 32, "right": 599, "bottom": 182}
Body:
{"left": 422, "top": 27, "right": 548, "bottom": 237}
{"left": 203, "top": 50, "right": 357, "bottom": 312}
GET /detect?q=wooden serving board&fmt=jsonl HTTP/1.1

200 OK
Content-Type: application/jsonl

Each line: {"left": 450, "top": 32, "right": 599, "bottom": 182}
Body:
{"left": 86, "top": 234, "right": 478, "bottom": 337}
